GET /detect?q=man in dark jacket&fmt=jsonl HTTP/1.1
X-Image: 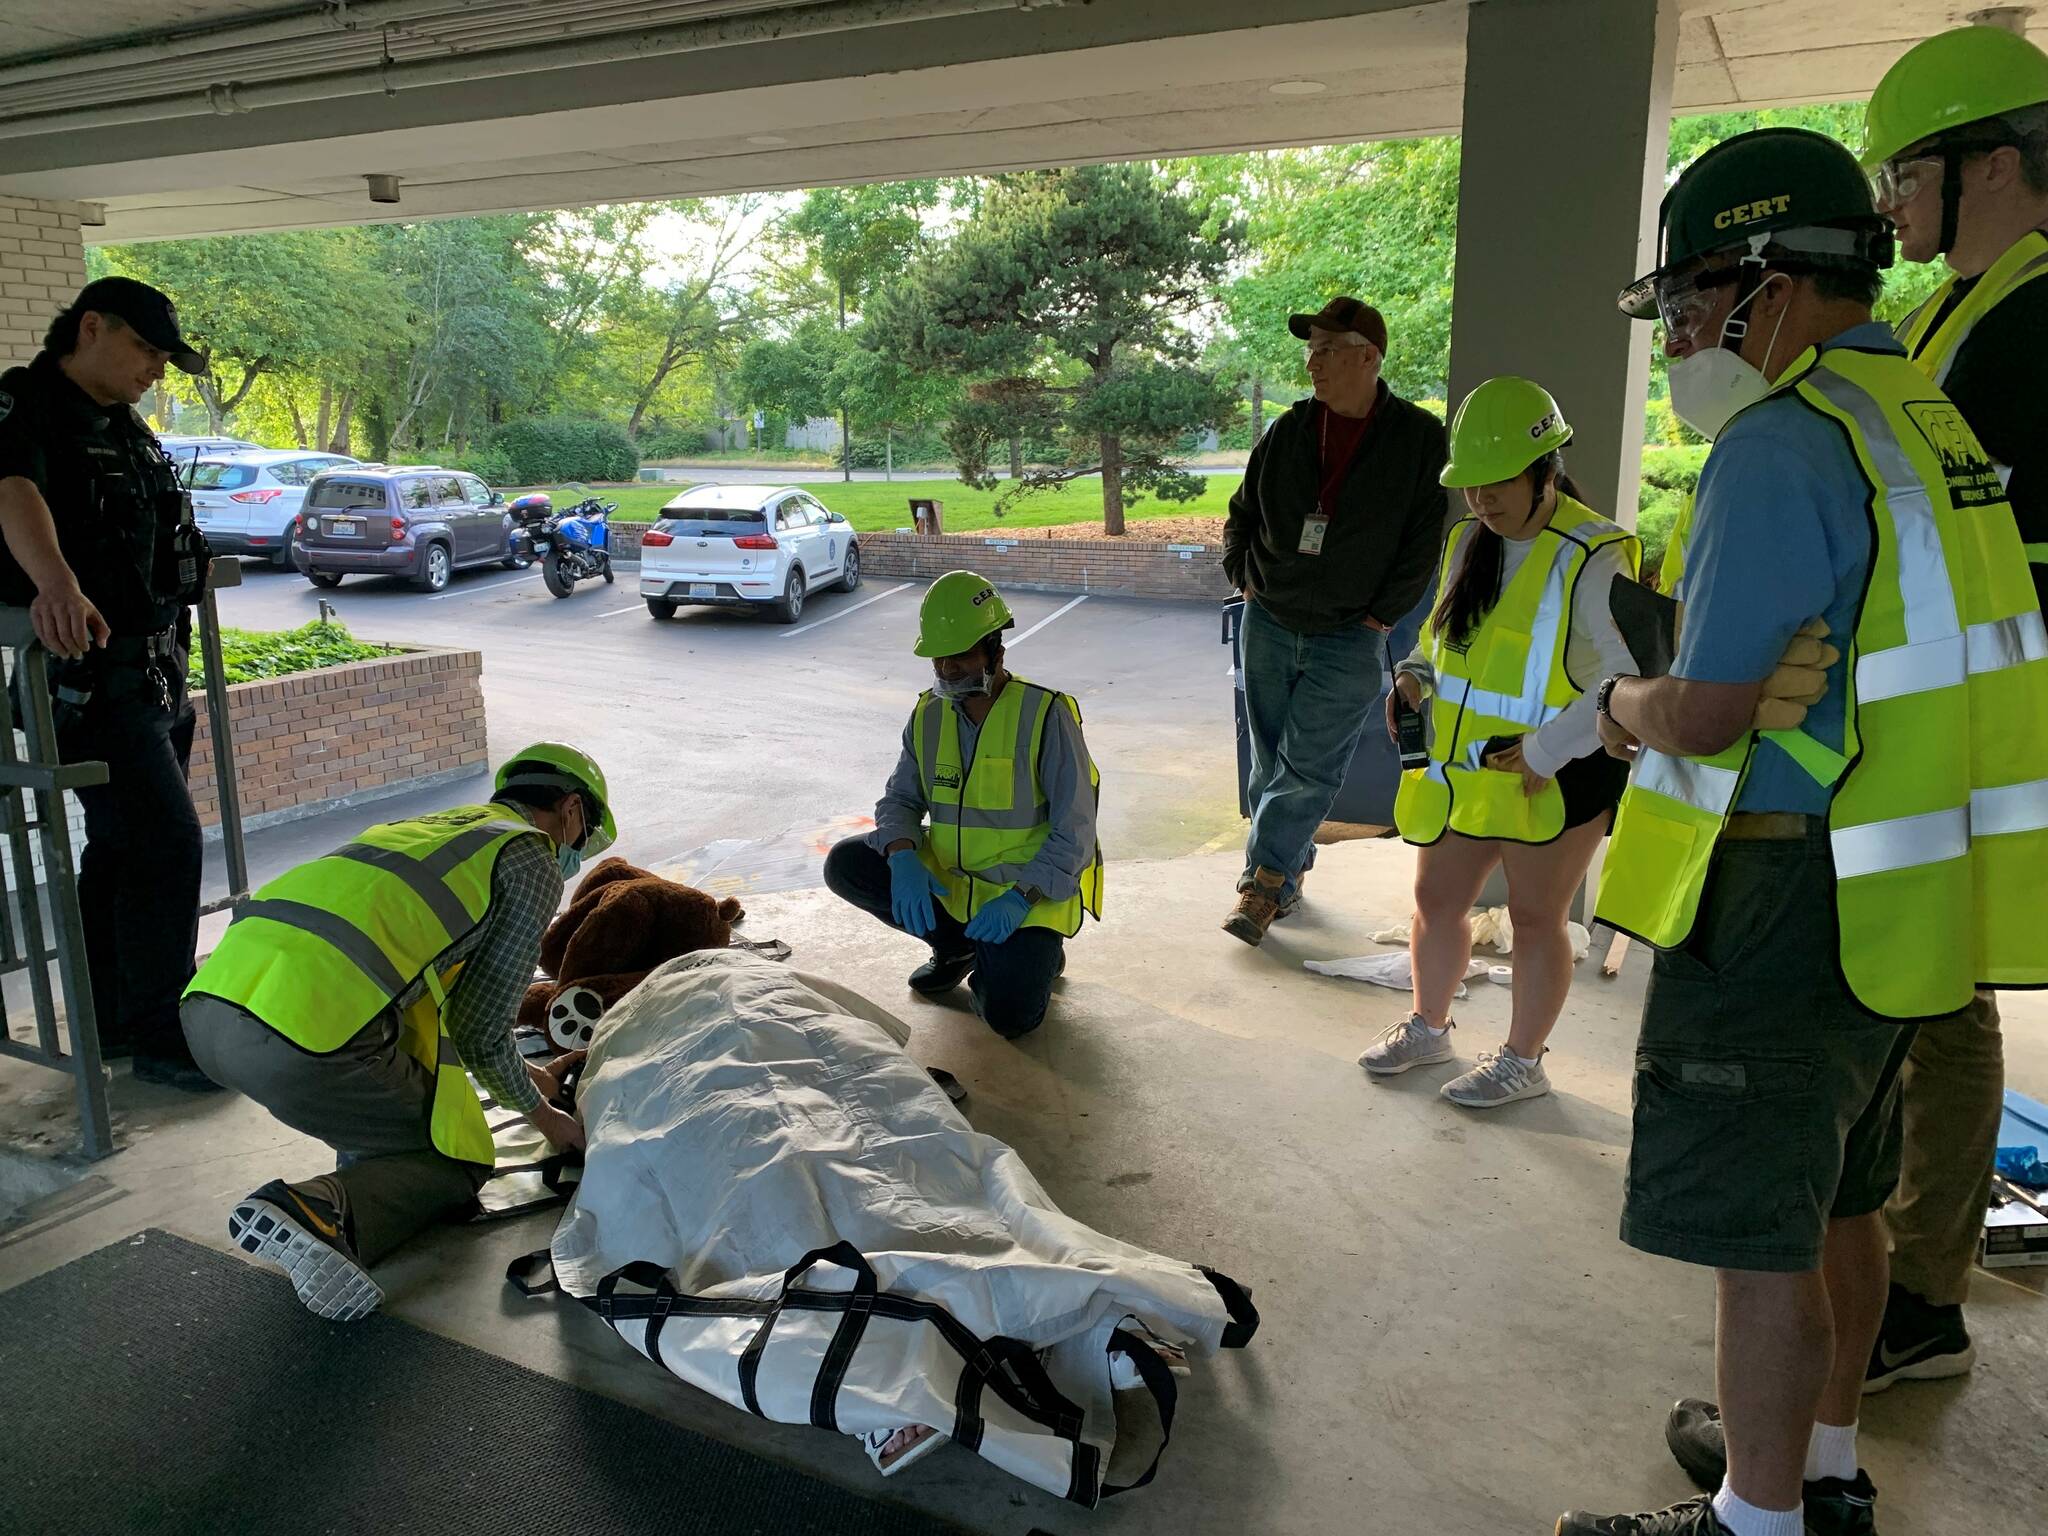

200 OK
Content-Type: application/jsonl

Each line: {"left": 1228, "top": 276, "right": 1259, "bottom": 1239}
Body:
{"left": 1220, "top": 297, "right": 1448, "bottom": 945}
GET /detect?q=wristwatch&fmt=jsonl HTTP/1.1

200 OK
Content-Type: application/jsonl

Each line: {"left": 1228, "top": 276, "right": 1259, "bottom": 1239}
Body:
{"left": 1595, "top": 675, "right": 1624, "bottom": 724}
{"left": 1014, "top": 884, "right": 1044, "bottom": 906}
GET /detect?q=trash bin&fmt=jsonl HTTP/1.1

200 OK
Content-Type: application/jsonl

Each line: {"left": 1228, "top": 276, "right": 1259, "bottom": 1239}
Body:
{"left": 1221, "top": 592, "right": 1432, "bottom": 828}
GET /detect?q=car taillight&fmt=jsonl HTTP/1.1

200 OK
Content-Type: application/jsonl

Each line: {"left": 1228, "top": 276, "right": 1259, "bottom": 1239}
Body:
{"left": 391, "top": 517, "right": 406, "bottom": 538}
{"left": 641, "top": 529, "right": 674, "bottom": 547}
{"left": 231, "top": 488, "right": 284, "bottom": 503}
{"left": 733, "top": 534, "right": 778, "bottom": 550}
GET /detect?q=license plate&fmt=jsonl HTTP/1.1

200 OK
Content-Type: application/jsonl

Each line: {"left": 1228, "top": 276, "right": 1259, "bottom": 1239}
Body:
{"left": 689, "top": 583, "right": 716, "bottom": 599}
{"left": 531, "top": 539, "right": 551, "bottom": 554}
{"left": 326, "top": 516, "right": 362, "bottom": 536}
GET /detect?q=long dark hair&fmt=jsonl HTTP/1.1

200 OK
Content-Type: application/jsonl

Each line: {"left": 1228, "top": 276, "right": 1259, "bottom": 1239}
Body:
{"left": 1429, "top": 452, "right": 1585, "bottom": 647}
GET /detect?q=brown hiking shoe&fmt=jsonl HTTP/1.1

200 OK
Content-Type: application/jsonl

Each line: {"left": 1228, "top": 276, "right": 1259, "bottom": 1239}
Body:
{"left": 1222, "top": 868, "right": 1287, "bottom": 946}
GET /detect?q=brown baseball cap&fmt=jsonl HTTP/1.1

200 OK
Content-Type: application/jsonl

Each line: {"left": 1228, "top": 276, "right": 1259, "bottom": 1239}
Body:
{"left": 1287, "top": 296, "right": 1388, "bottom": 355}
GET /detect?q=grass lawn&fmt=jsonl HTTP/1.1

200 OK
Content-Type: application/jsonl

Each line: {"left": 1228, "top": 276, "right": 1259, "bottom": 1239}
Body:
{"left": 592, "top": 477, "right": 1243, "bottom": 531}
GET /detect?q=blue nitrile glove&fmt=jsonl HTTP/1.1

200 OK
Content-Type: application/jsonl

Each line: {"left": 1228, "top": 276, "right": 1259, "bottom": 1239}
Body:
{"left": 963, "top": 888, "right": 1032, "bottom": 945}
{"left": 888, "top": 848, "right": 940, "bottom": 936}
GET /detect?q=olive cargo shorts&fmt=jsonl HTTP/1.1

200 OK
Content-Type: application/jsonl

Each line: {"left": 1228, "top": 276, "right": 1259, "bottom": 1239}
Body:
{"left": 1620, "top": 830, "right": 1922, "bottom": 1274}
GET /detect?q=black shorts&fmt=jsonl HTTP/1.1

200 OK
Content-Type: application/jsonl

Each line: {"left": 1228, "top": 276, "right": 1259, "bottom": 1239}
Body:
{"left": 1619, "top": 829, "right": 1919, "bottom": 1273}
{"left": 1557, "top": 748, "right": 1630, "bottom": 830}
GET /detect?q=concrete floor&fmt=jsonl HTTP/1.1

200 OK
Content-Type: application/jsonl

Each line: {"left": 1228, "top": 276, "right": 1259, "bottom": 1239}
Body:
{"left": 3, "top": 840, "right": 2043, "bottom": 1534}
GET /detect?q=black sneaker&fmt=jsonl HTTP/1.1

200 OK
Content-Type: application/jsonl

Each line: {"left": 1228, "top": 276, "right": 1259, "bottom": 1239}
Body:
{"left": 1556, "top": 1495, "right": 1731, "bottom": 1535}
{"left": 228, "top": 1179, "right": 381, "bottom": 1322}
{"left": 1864, "top": 1283, "right": 1974, "bottom": 1392}
{"left": 132, "top": 1046, "right": 224, "bottom": 1093}
{"left": 908, "top": 949, "right": 974, "bottom": 996}
{"left": 1664, "top": 1400, "right": 1882, "bottom": 1534}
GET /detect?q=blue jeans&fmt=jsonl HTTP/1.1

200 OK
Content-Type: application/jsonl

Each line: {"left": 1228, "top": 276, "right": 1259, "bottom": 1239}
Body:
{"left": 1240, "top": 599, "right": 1383, "bottom": 900}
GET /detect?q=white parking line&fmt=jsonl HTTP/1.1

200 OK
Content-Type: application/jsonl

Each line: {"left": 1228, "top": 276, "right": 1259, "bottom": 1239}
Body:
{"left": 598, "top": 603, "right": 646, "bottom": 619}
{"left": 1006, "top": 594, "right": 1088, "bottom": 647}
{"left": 779, "top": 582, "right": 916, "bottom": 639}
{"left": 428, "top": 574, "right": 532, "bottom": 602}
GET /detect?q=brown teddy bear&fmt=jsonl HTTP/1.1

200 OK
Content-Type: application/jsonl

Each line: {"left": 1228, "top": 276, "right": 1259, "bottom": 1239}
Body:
{"left": 518, "top": 857, "right": 745, "bottom": 1050}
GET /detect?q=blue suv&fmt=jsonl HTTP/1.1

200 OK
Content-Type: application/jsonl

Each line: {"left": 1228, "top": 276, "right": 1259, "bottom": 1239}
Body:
{"left": 293, "top": 465, "right": 529, "bottom": 592}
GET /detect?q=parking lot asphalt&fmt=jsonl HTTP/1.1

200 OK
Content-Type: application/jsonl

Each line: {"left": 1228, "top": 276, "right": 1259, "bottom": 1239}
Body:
{"left": 206, "top": 559, "right": 1245, "bottom": 905}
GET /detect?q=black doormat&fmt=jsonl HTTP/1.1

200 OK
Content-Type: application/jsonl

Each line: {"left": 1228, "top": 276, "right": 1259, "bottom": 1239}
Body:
{"left": 0, "top": 1230, "right": 977, "bottom": 1536}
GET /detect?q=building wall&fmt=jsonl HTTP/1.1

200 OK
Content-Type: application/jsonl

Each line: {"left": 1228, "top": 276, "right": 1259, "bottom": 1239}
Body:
{"left": 857, "top": 532, "right": 1233, "bottom": 602}
{"left": 0, "top": 197, "right": 87, "bottom": 369}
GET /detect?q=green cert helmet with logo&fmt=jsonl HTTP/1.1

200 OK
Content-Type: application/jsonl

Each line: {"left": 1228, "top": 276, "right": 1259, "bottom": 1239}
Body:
{"left": 1440, "top": 377, "right": 1572, "bottom": 488}
{"left": 1618, "top": 127, "right": 1894, "bottom": 323}
{"left": 1862, "top": 25, "right": 2048, "bottom": 170}
{"left": 495, "top": 741, "right": 616, "bottom": 854}
{"left": 913, "top": 570, "right": 1016, "bottom": 658}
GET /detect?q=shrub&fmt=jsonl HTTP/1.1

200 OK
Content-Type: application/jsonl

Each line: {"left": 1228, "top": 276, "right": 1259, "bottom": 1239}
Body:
{"left": 190, "top": 619, "right": 394, "bottom": 690}
{"left": 489, "top": 417, "right": 639, "bottom": 485}
{"left": 635, "top": 423, "right": 710, "bottom": 460}
{"left": 441, "top": 444, "right": 519, "bottom": 487}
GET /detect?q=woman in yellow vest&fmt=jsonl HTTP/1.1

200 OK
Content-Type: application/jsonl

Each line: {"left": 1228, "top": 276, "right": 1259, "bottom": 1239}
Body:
{"left": 1364, "top": 378, "right": 1639, "bottom": 1108}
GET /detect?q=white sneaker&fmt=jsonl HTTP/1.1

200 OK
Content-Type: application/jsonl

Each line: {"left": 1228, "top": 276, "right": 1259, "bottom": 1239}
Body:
{"left": 1358, "top": 1014, "right": 1456, "bottom": 1076}
{"left": 1441, "top": 1047, "right": 1550, "bottom": 1108}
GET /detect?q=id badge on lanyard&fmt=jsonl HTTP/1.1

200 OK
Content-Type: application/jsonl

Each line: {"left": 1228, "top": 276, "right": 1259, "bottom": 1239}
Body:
{"left": 1300, "top": 406, "right": 1350, "bottom": 558}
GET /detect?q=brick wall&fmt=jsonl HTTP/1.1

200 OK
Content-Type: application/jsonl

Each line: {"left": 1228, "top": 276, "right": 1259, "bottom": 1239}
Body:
{"left": 0, "top": 197, "right": 88, "bottom": 368}
{"left": 857, "top": 531, "right": 1234, "bottom": 601}
{"left": 186, "top": 647, "right": 487, "bottom": 830}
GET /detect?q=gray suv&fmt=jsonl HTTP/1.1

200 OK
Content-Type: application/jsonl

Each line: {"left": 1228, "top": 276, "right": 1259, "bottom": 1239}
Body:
{"left": 293, "top": 466, "right": 529, "bottom": 592}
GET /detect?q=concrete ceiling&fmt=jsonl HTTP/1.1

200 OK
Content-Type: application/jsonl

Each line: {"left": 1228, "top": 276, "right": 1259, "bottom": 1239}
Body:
{"left": 0, "top": 0, "right": 2035, "bottom": 243}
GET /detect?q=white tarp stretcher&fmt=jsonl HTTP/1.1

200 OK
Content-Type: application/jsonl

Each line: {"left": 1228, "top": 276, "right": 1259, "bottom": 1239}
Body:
{"left": 506, "top": 949, "right": 1258, "bottom": 1506}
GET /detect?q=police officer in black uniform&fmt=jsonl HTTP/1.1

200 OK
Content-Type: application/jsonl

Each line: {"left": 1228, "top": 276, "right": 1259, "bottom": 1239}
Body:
{"left": 0, "top": 277, "right": 219, "bottom": 1091}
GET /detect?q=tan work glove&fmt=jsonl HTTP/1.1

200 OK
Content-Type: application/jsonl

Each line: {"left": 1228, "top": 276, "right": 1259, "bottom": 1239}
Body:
{"left": 1752, "top": 617, "right": 1840, "bottom": 732}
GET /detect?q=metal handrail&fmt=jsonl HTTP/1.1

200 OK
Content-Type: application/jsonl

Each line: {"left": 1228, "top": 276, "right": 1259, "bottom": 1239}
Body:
{"left": 0, "top": 558, "right": 251, "bottom": 1160}
{"left": 0, "top": 606, "right": 113, "bottom": 1158}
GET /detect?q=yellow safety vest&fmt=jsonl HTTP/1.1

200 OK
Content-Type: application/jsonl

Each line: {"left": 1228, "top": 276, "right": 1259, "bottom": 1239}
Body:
{"left": 1394, "top": 495, "right": 1638, "bottom": 846}
{"left": 186, "top": 804, "right": 549, "bottom": 1165}
{"left": 1658, "top": 494, "right": 1695, "bottom": 597}
{"left": 1897, "top": 228, "right": 2048, "bottom": 576}
{"left": 1596, "top": 344, "right": 2048, "bottom": 1020}
{"left": 913, "top": 676, "right": 1105, "bottom": 937}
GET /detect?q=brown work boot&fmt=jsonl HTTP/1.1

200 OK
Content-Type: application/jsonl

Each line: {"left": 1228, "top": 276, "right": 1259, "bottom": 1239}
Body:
{"left": 1222, "top": 867, "right": 1287, "bottom": 946}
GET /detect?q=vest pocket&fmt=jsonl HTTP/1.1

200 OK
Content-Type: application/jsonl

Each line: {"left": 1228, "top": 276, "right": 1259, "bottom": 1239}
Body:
{"left": 968, "top": 754, "right": 1015, "bottom": 809}
{"left": 1473, "top": 625, "right": 1534, "bottom": 696}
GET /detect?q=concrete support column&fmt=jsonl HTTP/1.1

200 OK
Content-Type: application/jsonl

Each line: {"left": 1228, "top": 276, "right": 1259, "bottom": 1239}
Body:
{"left": 1447, "top": 0, "right": 1680, "bottom": 528}
{"left": 0, "top": 196, "right": 88, "bottom": 369}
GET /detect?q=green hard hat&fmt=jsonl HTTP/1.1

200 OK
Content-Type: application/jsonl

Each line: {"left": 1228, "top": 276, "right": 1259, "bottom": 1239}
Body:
{"left": 1863, "top": 26, "right": 2048, "bottom": 169}
{"left": 496, "top": 741, "right": 615, "bottom": 855}
{"left": 1441, "top": 377, "right": 1572, "bottom": 488}
{"left": 914, "top": 570, "right": 1014, "bottom": 658}
{"left": 1619, "top": 128, "right": 1892, "bottom": 319}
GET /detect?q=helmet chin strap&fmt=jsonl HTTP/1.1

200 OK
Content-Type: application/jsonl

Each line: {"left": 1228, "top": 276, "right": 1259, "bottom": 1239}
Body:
{"left": 1939, "top": 149, "right": 1964, "bottom": 255}
{"left": 1717, "top": 234, "right": 1775, "bottom": 356}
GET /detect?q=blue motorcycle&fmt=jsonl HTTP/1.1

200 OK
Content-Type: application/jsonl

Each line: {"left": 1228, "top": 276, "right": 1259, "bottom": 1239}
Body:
{"left": 534, "top": 492, "right": 616, "bottom": 599}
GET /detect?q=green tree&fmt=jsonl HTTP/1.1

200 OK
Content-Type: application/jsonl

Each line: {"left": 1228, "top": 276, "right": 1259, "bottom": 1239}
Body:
{"left": 868, "top": 164, "right": 1239, "bottom": 534}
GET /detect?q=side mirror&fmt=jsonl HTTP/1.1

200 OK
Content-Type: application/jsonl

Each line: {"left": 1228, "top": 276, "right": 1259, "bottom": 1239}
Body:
{"left": 491, "top": 491, "right": 505, "bottom": 505}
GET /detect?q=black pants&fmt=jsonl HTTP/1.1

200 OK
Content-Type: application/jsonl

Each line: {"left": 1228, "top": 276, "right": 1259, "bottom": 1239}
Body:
{"left": 58, "top": 660, "right": 202, "bottom": 1060}
{"left": 822, "top": 837, "right": 1063, "bottom": 1039}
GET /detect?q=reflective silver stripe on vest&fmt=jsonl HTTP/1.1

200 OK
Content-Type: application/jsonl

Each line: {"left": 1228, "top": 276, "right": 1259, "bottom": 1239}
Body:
{"left": 233, "top": 898, "right": 411, "bottom": 998}
{"left": 1435, "top": 529, "right": 1579, "bottom": 729}
{"left": 420, "top": 821, "right": 535, "bottom": 879}
{"left": 1832, "top": 807, "right": 1969, "bottom": 880}
{"left": 1973, "top": 777, "right": 2048, "bottom": 838}
{"left": 1857, "top": 596, "right": 2048, "bottom": 702}
{"left": 921, "top": 686, "right": 1052, "bottom": 832}
{"left": 331, "top": 843, "right": 477, "bottom": 940}
{"left": 1923, "top": 248, "right": 2048, "bottom": 387}
{"left": 1804, "top": 367, "right": 1962, "bottom": 650}
{"left": 1632, "top": 748, "right": 1742, "bottom": 816}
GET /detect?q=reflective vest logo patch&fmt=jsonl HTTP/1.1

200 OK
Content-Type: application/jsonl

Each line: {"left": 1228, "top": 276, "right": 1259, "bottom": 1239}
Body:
{"left": 1904, "top": 401, "right": 2003, "bottom": 509}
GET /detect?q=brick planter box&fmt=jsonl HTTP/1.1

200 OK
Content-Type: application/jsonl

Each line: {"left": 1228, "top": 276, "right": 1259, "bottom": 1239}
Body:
{"left": 857, "top": 530, "right": 1233, "bottom": 601}
{"left": 186, "top": 647, "right": 487, "bottom": 833}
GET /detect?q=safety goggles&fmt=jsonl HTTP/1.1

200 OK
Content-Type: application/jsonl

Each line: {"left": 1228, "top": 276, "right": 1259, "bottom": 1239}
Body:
{"left": 1871, "top": 136, "right": 2010, "bottom": 209}
{"left": 1648, "top": 264, "right": 1746, "bottom": 341}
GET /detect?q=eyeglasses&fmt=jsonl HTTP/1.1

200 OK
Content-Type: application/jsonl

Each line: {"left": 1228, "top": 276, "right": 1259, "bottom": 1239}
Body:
{"left": 1650, "top": 265, "right": 1744, "bottom": 341}
{"left": 1870, "top": 155, "right": 1943, "bottom": 210}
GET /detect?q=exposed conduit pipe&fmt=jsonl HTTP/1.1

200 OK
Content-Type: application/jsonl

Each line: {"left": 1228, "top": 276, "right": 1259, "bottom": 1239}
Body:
{"left": 0, "top": 0, "right": 1072, "bottom": 139}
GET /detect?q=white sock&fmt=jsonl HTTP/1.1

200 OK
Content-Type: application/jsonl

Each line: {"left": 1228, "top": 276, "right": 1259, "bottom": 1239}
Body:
{"left": 1507, "top": 1046, "right": 1542, "bottom": 1066}
{"left": 1805, "top": 1419, "right": 1858, "bottom": 1483}
{"left": 1713, "top": 1481, "right": 1802, "bottom": 1536}
{"left": 1417, "top": 1015, "right": 1449, "bottom": 1036}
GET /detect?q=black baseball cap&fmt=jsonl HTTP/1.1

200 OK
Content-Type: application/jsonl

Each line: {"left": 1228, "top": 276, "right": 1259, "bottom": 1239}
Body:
{"left": 1287, "top": 296, "right": 1389, "bottom": 355}
{"left": 67, "top": 276, "right": 207, "bottom": 374}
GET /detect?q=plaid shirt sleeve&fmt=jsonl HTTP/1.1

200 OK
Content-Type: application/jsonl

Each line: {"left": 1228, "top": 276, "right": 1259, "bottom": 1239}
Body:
{"left": 442, "top": 831, "right": 563, "bottom": 1114}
